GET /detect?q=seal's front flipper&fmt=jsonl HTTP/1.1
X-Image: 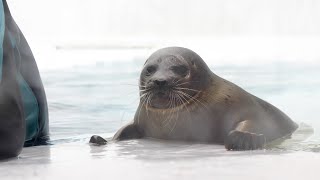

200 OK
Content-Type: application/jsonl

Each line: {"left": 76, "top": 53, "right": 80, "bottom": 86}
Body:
{"left": 89, "top": 135, "right": 108, "bottom": 145}
{"left": 113, "top": 122, "right": 143, "bottom": 141}
{"left": 90, "top": 122, "right": 142, "bottom": 145}
{"left": 225, "top": 120, "right": 266, "bottom": 150}
{"left": 225, "top": 130, "right": 265, "bottom": 150}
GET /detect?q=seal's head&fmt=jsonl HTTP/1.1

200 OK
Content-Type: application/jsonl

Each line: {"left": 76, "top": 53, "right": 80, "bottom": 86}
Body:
{"left": 139, "top": 47, "right": 212, "bottom": 110}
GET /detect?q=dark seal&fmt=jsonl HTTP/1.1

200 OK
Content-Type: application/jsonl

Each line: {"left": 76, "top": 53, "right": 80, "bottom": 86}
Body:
{"left": 90, "top": 47, "right": 298, "bottom": 150}
{"left": 0, "top": 0, "right": 49, "bottom": 159}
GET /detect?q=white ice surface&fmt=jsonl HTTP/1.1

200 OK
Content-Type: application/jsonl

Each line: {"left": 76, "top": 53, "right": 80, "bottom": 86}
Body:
{"left": 1, "top": 139, "right": 320, "bottom": 180}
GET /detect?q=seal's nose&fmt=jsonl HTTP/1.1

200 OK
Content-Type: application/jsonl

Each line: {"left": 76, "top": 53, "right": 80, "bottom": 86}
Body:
{"left": 154, "top": 79, "right": 168, "bottom": 87}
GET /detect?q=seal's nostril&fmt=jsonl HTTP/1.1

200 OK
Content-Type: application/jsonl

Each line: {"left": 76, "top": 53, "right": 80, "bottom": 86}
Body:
{"left": 154, "top": 80, "right": 167, "bottom": 86}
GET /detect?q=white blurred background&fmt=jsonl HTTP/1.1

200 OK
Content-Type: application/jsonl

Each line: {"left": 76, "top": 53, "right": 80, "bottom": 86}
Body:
{"left": 7, "top": 0, "right": 320, "bottom": 70}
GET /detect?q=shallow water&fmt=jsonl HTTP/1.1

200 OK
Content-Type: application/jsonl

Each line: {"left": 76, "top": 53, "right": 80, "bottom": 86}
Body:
{"left": 1, "top": 49, "right": 320, "bottom": 179}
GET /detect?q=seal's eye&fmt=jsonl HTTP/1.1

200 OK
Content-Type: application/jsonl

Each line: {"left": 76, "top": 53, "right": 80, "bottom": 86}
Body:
{"left": 145, "top": 65, "right": 157, "bottom": 76}
{"left": 172, "top": 65, "right": 189, "bottom": 77}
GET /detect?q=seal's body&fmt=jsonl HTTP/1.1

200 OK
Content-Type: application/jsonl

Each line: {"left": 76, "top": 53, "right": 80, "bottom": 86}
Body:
{"left": 130, "top": 77, "right": 296, "bottom": 145}
{"left": 91, "top": 47, "right": 298, "bottom": 150}
{"left": 0, "top": 0, "right": 49, "bottom": 159}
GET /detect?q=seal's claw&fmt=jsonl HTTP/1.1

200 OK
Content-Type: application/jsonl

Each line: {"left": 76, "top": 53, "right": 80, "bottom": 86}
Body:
{"left": 225, "top": 130, "right": 265, "bottom": 151}
{"left": 89, "top": 135, "right": 108, "bottom": 145}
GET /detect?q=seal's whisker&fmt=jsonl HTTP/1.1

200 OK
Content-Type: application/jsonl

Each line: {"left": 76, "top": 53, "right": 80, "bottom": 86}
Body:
{"left": 172, "top": 90, "right": 193, "bottom": 112}
{"left": 174, "top": 90, "right": 201, "bottom": 109}
{"left": 172, "top": 78, "right": 184, "bottom": 86}
{"left": 138, "top": 81, "right": 147, "bottom": 87}
{"left": 140, "top": 93, "right": 149, "bottom": 99}
{"left": 139, "top": 88, "right": 152, "bottom": 92}
{"left": 176, "top": 92, "right": 193, "bottom": 130}
{"left": 139, "top": 87, "right": 150, "bottom": 90}
{"left": 175, "top": 90, "right": 204, "bottom": 110}
{"left": 169, "top": 92, "right": 177, "bottom": 120}
{"left": 140, "top": 79, "right": 146, "bottom": 83}
{"left": 146, "top": 93, "right": 153, "bottom": 118}
{"left": 173, "top": 87, "right": 201, "bottom": 93}
{"left": 163, "top": 92, "right": 177, "bottom": 127}
{"left": 168, "top": 93, "right": 181, "bottom": 134}
{"left": 176, "top": 92, "right": 191, "bottom": 114}
{"left": 175, "top": 80, "right": 200, "bottom": 87}
{"left": 137, "top": 92, "right": 149, "bottom": 125}
{"left": 139, "top": 85, "right": 148, "bottom": 88}
{"left": 165, "top": 91, "right": 173, "bottom": 107}
{"left": 167, "top": 92, "right": 180, "bottom": 129}
{"left": 162, "top": 92, "right": 176, "bottom": 126}
{"left": 162, "top": 92, "right": 174, "bottom": 126}
{"left": 178, "top": 91, "right": 209, "bottom": 110}
{"left": 174, "top": 81, "right": 190, "bottom": 86}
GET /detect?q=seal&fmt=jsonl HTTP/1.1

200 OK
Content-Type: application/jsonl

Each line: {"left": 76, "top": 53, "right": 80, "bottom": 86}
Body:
{"left": 0, "top": 0, "right": 49, "bottom": 159}
{"left": 3, "top": 0, "right": 50, "bottom": 147}
{"left": 90, "top": 47, "right": 298, "bottom": 150}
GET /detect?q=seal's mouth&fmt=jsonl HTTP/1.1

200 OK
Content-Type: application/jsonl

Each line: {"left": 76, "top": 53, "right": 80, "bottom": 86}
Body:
{"left": 140, "top": 85, "right": 199, "bottom": 110}
{"left": 149, "top": 89, "right": 171, "bottom": 109}
{"left": 139, "top": 85, "right": 172, "bottom": 109}
{"left": 157, "top": 92, "right": 166, "bottom": 97}
{"left": 154, "top": 88, "right": 169, "bottom": 97}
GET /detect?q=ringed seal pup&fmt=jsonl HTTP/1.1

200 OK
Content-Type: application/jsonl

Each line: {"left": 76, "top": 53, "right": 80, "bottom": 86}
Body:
{"left": 90, "top": 47, "right": 298, "bottom": 150}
